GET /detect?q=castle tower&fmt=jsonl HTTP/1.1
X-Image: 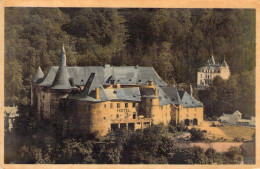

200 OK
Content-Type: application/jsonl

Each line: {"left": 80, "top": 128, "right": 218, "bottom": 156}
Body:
{"left": 219, "top": 57, "right": 230, "bottom": 80}
{"left": 33, "top": 66, "right": 44, "bottom": 82}
{"left": 51, "top": 44, "right": 73, "bottom": 90}
{"left": 208, "top": 54, "right": 216, "bottom": 66}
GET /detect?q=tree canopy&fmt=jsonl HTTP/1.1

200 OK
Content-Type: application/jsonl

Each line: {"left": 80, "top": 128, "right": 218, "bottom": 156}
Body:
{"left": 5, "top": 8, "right": 255, "bottom": 117}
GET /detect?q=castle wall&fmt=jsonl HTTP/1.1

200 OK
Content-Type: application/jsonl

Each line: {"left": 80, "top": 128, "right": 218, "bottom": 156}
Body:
{"left": 220, "top": 67, "right": 230, "bottom": 80}
{"left": 73, "top": 100, "right": 140, "bottom": 137}
{"left": 69, "top": 97, "right": 173, "bottom": 137}
{"left": 32, "top": 84, "right": 70, "bottom": 120}
{"left": 178, "top": 105, "right": 203, "bottom": 126}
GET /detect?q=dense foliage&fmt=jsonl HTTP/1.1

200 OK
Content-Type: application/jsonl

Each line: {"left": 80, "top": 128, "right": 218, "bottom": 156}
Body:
{"left": 5, "top": 8, "right": 255, "bottom": 118}
{"left": 5, "top": 121, "right": 243, "bottom": 164}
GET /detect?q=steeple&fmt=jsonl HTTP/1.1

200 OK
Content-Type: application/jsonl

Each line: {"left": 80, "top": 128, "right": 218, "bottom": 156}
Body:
{"left": 33, "top": 66, "right": 44, "bottom": 82}
{"left": 209, "top": 54, "right": 216, "bottom": 65}
{"left": 60, "top": 43, "right": 66, "bottom": 67}
{"left": 221, "top": 56, "right": 228, "bottom": 67}
{"left": 51, "top": 44, "right": 73, "bottom": 90}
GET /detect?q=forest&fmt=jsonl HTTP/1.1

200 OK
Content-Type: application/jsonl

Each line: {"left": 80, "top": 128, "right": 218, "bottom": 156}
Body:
{"left": 4, "top": 8, "right": 255, "bottom": 118}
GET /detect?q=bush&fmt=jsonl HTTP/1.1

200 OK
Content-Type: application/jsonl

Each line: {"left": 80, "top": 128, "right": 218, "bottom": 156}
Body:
{"left": 189, "top": 128, "right": 205, "bottom": 141}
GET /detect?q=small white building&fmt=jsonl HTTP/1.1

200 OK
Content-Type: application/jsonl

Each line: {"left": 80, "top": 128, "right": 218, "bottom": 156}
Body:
{"left": 197, "top": 55, "right": 230, "bottom": 87}
{"left": 218, "top": 110, "right": 255, "bottom": 127}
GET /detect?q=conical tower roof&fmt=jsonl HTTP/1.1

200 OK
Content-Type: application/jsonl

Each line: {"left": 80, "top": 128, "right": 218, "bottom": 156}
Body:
{"left": 209, "top": 54, "right": 216, "bottom": 65}
{"left": 33, "top": 66, "right": 44, "bottom": 82}
{"left": 221, "top": 59, "right": 228, "bottom": 67}
{"left": 51, "top": 44, "right": 73, "bottom": 90}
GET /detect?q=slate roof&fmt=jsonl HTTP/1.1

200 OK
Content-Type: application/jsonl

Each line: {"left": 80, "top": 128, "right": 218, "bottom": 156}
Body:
{"left": 33, "top": 67, "right": 44, "bottom": 82}
{"left": 181, "top": 91, "right": 203, "bottom": 108}
{"left": 156, "top": 85, "right": 173, "bottom": 107}
{"left": 51, "top": 66, "right": 74, "bottom": 90}
{"left": 161, "top": 86, "right": 182, "bottom": 105}
{"left": 103, "top": 88, "right": 141, "bottom": 102}
{"left": 221, "top": 59, "right": 228, "bottom": 67}
{"left": 68, "top": 87, "right": 141, "bottom": 103}
{"left": 161, "top": 86, "right": 203, "bottom": 108}
{"left": 37, "top": 66, "right": 167, "bottom": 88}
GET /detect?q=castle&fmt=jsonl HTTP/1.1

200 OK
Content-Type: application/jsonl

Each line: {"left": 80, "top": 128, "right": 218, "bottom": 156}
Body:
{"left": 197, "top": 55, "right": 230, "bottom": 87}
{"left": 31, "top": 45, "right": 204, "bottom": 137}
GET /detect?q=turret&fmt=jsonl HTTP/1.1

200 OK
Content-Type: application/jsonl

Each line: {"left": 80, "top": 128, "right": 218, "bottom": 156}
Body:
{"left": 33, "top": 66, "right": 44, "bottom": 82}
{"left": 208, "top": 54, "right": 216, "bottom": 65}
{"left": 60, "top": 43, "right": 66, "bottom": 66}
{"left": 221, "top": 59, "right": 228, "bottom": 67}
{"left": 51, "top": 44, "right": 73, "bottom": 90}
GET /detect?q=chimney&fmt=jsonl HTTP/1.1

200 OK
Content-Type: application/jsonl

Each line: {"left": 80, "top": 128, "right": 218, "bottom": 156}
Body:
{"left": 96, "top": 88, "right": 100, "bottom": 100}
{"left": 154, "top": 88, "right": 158, "bottom": 96}
{"left": 148, "top": 81, "right": 154, "bottom": 86}
{"left": 189, "top": 84, "right": 193, "bottom": 97}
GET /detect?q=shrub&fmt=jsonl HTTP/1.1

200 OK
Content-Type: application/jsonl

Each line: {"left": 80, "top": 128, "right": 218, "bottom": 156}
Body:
{"left": 189, "top": 128, "right": 205, "bottom": 141}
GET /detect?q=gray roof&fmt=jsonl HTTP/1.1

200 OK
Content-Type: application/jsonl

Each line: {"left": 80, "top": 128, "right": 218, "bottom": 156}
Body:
{"left": 68, "top": 86, "right": 141, "bottom": 102}
{"left": 161, "top": 86, "right": 203, "bottom": 108}
{"left": 51, "top": 66, "right": 73, "bottom": 90}
{"left": 103, "top": 88, "right": 141, "bottom": 102}
{"left": 38, "top": 65, "right": 167, "bottom": 88}
{"left": 181, "top": 91, "right": 203, "bottom": 108}
{"left": 33, "top": 67, "right": 44, "bottom": 82}
{"left": 157, "top": 85, "right": 173, "bottom": 106}
{"left": 208, "top": 55, "right": 216, "bottom": 65}
{"left": 221, "top": 60, "right": 228, "bottom": 67}
{"left": 161, "top": 86, "right": 182, "bottom": 105}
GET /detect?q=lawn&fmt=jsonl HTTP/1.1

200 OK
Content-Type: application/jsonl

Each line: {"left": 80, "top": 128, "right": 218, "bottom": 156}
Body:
{"left": 218, "top": 125, "right": 255, "bottom": 141}
{"left": 196, "top": 121, "right": 255, "bottom": 141}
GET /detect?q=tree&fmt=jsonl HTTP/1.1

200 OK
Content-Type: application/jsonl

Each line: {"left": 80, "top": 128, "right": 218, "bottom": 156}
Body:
{"left": 189, "top": 128, "right": 205, "bottom": 141}
{"left": 62, "top": 8, "right": 126, "bottom": 66}
{"left": 57, "top": 139, "right": 95, "bottom": 164}
{"left": 224, "top": 147, "right": 243, "bottom": 164}
{"left": 4, "top": 59, "right": 24, "bottom": 105}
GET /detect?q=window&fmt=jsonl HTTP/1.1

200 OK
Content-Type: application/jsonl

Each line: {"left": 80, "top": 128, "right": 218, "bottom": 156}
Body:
{"left": 104, "top": 104, "right": 106, "bottom": 108}
{"left": 200, "top": 74, "right": 202, "bottom": 78}
{"left": 116, "top": 114, "right": 119, "bottom": 118}
{"left": 103, "top": 117, "right": 106, "bottom": 120}
{"left": 133, "top": 113, "right": 136, "bottom": 119}
{"left": 125, "top": 103, "right": 128, "bottom": 108}
{"left": 133, "top": 103, "right": 136, "bottom": 107}
{"left": 110, "top": 103, "right": 113, "bottom": 108}
{"left": 117, "top": 103, "right": 120, "bottom": 108}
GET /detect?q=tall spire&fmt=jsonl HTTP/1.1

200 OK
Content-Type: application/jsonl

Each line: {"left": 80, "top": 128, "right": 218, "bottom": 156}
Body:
{"left": 60, "top": 43, "right": 66, "bottom": 67}
{"left": 210, "top": 54, "right": 216, "bottom": 65}
{"left": 51, "top": 44, "right": 73, "bottom": 90}
{"left": 33, "top": 66, "right": 44, "bottom": 82}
